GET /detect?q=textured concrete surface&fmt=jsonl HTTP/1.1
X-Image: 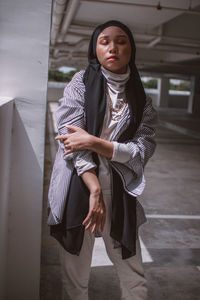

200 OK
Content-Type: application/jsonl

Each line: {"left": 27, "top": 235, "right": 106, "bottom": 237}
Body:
{"left": 40, "top": 106, "right": 200, "bottom": 300}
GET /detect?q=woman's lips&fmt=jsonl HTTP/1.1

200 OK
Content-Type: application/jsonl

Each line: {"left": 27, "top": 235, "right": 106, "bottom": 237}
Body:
{"left": 107, "top": 56, "right": 119, "bottom": 61}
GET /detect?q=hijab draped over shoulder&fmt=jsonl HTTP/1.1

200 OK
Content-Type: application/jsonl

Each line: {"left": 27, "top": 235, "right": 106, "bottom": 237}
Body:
{"left": 51, "top": 20, "right": 148, "bottom": 260}
{"left": 82, "top": 21, "right": 147, "bottom": 259}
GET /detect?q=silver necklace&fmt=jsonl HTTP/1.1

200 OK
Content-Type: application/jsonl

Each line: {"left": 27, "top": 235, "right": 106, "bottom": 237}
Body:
{"left": 106, "top": 87, "right": 127, "bottom": 121}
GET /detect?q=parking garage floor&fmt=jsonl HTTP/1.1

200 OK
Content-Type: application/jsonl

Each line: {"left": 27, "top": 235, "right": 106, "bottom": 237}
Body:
{"left": 40, "top": 105, "right": 200, "bottom": 300}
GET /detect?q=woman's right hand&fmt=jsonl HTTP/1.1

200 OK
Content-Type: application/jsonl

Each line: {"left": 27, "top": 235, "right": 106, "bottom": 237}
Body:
{"left": 82, "top": 190, "right": 106, "bottom": 233}
{"left": 80, "top": 168, "right": 106, "bottom": 233}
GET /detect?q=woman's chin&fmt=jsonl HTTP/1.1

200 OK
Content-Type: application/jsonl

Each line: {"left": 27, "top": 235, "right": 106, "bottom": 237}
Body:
{"left": 103, "top": 64, "right": 127, "bottom": 74}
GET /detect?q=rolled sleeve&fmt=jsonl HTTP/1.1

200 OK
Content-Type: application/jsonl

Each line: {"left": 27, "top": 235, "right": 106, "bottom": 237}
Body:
{"left": 111, "top": 141, "right": 133, "bottom": 163}
{"left": 74, "top": 151, "right": 97, "bottom": 176}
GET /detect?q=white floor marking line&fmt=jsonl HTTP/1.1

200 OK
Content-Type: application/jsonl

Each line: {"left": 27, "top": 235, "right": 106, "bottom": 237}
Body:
{"left": 159, "top": 120, "right": 200, "bottom": 139}
{"left": 146, "top": 214, "right": 200, "bottom": 220}
{"left": 91, "top": 237, "right": 113, "bottom": 267}
{"left": 197, "top": 266, "right": 200, "bottom": 272}
{"left": 139, "top": 236, "right": 153, "bottom": 263}
{"left": 91, "top": 237, "right": 154, "bottom": 266}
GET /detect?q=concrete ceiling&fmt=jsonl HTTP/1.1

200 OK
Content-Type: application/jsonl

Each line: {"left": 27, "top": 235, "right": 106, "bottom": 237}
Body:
{"left": 49, "top": 0, "right": 200, "bottom": 78}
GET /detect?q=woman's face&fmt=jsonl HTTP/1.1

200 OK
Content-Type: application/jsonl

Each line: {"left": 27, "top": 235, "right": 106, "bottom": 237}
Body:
{"left": 96, "top": 26, "right": 131, "bottom": 74}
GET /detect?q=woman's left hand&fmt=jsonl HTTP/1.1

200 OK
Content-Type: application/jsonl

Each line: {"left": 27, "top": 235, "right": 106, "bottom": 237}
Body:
{"left": 55, "top": 125, "right": 91, "bottom": 156}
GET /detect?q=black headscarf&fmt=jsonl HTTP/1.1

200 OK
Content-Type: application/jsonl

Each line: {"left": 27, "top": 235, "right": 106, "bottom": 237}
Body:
{"left": 83, "top": 20, "right": 146, "bottom": 139}
{"left": 51, "top": 20, "right": 147, "bottom": 260}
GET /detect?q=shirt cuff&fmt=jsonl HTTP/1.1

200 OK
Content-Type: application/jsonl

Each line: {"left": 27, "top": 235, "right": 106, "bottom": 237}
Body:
{"left": 74, "top": 154, "right": 97, "bottom": 176}
{"left": 111, "top": 141, "right": 132, "bottom": 163}
{"left": 76, "top": 162, "right": 97, "bottom": 176}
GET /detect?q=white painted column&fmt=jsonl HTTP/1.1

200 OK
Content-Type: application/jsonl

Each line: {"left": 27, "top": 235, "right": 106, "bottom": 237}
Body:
{"left": 157, "top": 77, "right": 170, "bottom": 107}
{"left": 0, "top": 0, "right": 52, "bottom": 299}
{"left": 188, "top": 76, "right": 200, "bottom": 115}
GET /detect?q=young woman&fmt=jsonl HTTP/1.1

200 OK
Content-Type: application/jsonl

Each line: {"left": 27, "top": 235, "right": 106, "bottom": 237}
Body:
{"left": 48, "top": 20, "right": 157, "bottom": 300}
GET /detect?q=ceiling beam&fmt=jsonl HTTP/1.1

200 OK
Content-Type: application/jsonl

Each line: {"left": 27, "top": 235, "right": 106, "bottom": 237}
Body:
{"left": 70, "top": 23, "right": 200, "bottom": 47}
{"left": 58, "top": 0, "right": 80, "bottom": 41}
{"left": 51, "top": 0, "right": 67, "bottom": 46}
{"left": 143, "top": 43, "right": 200, "bottom": 55}
{"left": 141, "top": 65, "right": 200, "bottom": 76}
{"left": 147, "top": 25, "right": 163, "bottom": 48}
{"left": 51, "top": 38, "right": 89, "bottom": 52}
{"left": 147, "top": 37, "right": 162, "bottom": 48}
{"left": 81, "top": 0, "right": 200, "bottom": 15}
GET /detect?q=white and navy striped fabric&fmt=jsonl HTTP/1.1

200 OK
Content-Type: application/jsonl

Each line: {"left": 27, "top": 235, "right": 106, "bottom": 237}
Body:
{"left": 47, "top": 70, "right": 157, "bottom": 227}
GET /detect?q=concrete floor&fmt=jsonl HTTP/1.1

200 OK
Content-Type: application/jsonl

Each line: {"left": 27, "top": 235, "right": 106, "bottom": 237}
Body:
{"left": 40, "top": 106, "right": 200, "bottom": 300}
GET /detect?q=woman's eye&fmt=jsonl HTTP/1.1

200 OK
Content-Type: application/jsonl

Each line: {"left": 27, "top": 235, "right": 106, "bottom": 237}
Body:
{"left": 100, "top": 39, "right": 108, "bottom": 45}
{"left": 117, "top": 39, "right": 126, "bottom": 44}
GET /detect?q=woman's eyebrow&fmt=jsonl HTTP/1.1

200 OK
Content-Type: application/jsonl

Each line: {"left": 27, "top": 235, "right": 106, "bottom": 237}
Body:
{"left": 99, "top": 34, "right": 128, "bottom": 39}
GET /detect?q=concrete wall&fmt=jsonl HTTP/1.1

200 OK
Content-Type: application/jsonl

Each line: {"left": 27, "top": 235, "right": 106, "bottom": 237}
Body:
{"left": 188, "top": 76, "right": 200, "bottom": 115}
{"left": 145, "top": 89, "right": 189, "bottom": 109}
{"left": 168, "top": 94, "right": 189, "bottom": 109}
{"left": 0, "top": 0, "right": 52, "bottom": 299}
{"left": 0, "top": 99, "right": 14, "bottom": 300}
{"left": 145, "top": 89, "right": 158, "bottom": 107}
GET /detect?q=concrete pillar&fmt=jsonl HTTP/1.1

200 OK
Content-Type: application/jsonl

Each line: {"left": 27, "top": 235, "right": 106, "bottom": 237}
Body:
{"left": 157, "top": 77, "right": 170, "bottom": 107}
{"left": 0, "top": 0, "right": 52, "bottom": 299}
{"left": 0, "top": 99, "right": 14, "bottom": 300}
{"left": 188, "top": 76, "right": 200, "bottom": 115}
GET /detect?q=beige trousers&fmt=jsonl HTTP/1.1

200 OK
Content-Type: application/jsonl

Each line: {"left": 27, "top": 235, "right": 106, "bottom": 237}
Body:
{"left": 59, "top": 194, "right": 147, "bottom": 300}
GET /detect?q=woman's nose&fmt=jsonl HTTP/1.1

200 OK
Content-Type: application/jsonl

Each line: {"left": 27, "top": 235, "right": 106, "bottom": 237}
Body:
{"left": 109, "top": 42, "right": 118, "bottom": 53}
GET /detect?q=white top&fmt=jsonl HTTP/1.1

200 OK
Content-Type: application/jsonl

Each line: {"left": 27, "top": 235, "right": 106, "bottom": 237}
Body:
{"left": 98, "top": 66, "right": 131, "bottom": 194}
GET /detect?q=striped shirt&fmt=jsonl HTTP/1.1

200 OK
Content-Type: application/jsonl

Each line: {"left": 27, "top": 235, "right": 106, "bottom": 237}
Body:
{"left": 47, "top": 70, "right": 157, "bottom": 227}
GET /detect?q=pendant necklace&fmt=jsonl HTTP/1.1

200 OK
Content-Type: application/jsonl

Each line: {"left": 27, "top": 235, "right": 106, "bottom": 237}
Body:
{"left": 106, "top": 87, "right": 127, "bottom": 121}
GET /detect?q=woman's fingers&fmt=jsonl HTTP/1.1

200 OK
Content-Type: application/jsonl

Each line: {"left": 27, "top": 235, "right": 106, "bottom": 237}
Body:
{"left": 64, "top": 144, "right": 72, "bottom": 150}
{"left": 66, "top": 125, "right": 88, "bottom": 135}
{"left": 84, "top": 217, "right": 96, "bottom": 231}
{"left": 65, "top": 124, "right": 83, "bottom": 132}
{"left": 91, "top": 222, "right": 98, "bottom": 234}
{"left": 82, "top": 210, "right": 93, "bottom": 226}
{"left": 83, "top": 211, "right": 98, "bottom": 229}
{"left": 63, "top": 139, "right": 69, "bottom": 145}
{"left": 55, "top": 134, "right": 68, "bottom": 141}
{"left": 85, "top": 217, "right": 98, "bottom": 232}
{"left": 82, "top": 190, "right": 106, "bottom": 233}
{"left": 63, "top": 150, "right": 72, "bottom": 157}
{"left": 55, "top": 126, "right": 90, "bottom": 153}
{"left": 84, "top": 221, "right": 92, "bottom": 231}
{"left": 83, "top": 209, "right": 105, "bottom": 233}
{"left": 55, "top": 126, "right": 81, "bottom": 141}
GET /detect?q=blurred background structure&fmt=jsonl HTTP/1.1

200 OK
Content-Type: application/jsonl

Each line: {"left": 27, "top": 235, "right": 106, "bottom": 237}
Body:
{"left": 0, "top": 0, "right": 200, "bottom": 299}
